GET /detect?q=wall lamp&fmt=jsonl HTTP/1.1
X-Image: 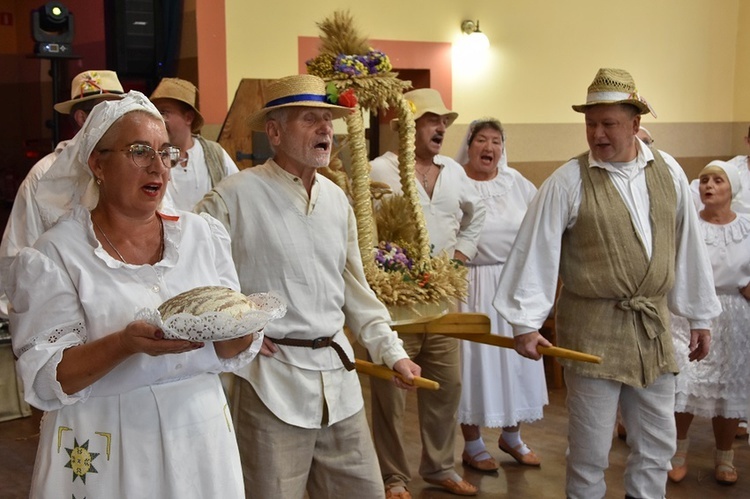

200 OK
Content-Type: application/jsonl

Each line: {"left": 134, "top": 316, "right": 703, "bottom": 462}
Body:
{"left": 461, "top": 20, "right": 489, "bottom": 50}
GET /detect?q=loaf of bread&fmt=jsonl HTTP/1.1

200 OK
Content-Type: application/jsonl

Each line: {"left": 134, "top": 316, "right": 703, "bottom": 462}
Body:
{"left": 158, "top": 286, "right": 257, "bottom": 320}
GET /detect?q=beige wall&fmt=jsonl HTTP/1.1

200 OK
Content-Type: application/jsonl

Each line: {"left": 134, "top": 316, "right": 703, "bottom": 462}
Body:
{"left": 224, "top": 0, "right": 749, "bottom": 171}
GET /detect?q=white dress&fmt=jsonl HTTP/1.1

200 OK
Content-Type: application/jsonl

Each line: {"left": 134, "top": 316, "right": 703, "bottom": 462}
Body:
{"left": 672, "top": 214, "right": 750, "bottom": 419}
{"left": 7, "top": 206, "right": 262, "bottom": 498}
{"left": 458, "top": 167, "right": 548, "bottom": 427}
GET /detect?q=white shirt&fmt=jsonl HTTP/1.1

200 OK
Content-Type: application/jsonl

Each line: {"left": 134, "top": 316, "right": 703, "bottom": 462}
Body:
{"left": 195, "top": 160, "right": 408, "bottom": 429}
{"left": 0, "top": 139, "right": 178, "bottom": 302}
{"left": 700, "top": 214, "right": 750, "bottom": 293}
{"left": 168, "top": 137, "right": 239, "bottom": 211}
{"left": 369, "top": 151, "right": 486, "bottom": 259}
{"left": 7, "top": 206, "right": 261, "bottom": 411}
{"left": 494, "top": 141, "right": 721, "bottom": 335}
{"left": 468, "top": 167, "right": 537, "bottom": 266}
{"left": 0, "top": 141, "right": 70, "bottom": 316}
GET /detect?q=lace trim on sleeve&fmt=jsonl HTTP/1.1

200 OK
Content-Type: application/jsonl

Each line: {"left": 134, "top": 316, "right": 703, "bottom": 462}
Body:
{"left": 16, "top": 320, "right": 87, "bottom": 356}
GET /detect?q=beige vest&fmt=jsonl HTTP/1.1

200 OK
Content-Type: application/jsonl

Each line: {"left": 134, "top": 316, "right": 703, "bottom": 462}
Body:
{"left": 556, "top": 149, "right": 678, "bottom": 387}
{"left": 195, "top": 135, "right": 229, "bottom": 187}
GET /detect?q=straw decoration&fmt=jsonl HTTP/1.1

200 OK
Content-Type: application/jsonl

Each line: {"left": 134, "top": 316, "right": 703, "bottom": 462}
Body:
{"left": 308, "top": 10, "right": 468, "bottom": 311}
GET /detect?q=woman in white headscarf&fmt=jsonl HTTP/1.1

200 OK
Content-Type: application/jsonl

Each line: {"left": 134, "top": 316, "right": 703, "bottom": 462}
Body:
{"left": 668, "top": 160, "right": 750, "bottom": 486}
{"left": 454, "top": 119, "right": 548, "bottom": 471}
{"left": 6, "top": 91, "right": 263, "bottom": 498}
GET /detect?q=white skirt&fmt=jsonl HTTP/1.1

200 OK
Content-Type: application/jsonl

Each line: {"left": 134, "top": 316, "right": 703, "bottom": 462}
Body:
{"left": 458, "top": 263, "right": 548, "bottom": 427}
{"left": 672, "top": 292, "right": 750, "bottom": 419}
{"left": 30, "top": 373, "right": 245, "bottom": 498}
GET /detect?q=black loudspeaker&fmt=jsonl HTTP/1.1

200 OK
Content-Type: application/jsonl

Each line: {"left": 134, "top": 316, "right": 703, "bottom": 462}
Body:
{"left": 105, "top": 0, "right": 163, "bottom": 77}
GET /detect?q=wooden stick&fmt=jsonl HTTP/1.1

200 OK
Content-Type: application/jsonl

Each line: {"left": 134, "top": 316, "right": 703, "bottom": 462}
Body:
{"left": 442, "top": 333, "right": 602, "bottom": 364}
{"left": 354, "top": 359, "right": 440, "bottom": 390}
{"left": 391, "top": 313, "right": 490, "bottom": 335}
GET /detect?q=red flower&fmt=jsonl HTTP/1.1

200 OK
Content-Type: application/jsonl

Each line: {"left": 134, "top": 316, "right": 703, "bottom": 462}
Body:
{"left": 418, "top": 273, "right": 431, "bottom": 288}
{"left": 338, "top": 89, "right": 358, "bottom": 108}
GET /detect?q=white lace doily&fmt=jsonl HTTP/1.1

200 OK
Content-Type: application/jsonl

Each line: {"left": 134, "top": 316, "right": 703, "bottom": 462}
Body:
{"left": 135, "top": 292, "right": 286, "bottom": 341}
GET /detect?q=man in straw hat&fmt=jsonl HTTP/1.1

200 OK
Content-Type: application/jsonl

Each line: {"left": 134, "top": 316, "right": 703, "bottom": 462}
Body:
{"left": 494, "top": 67, "right": 721, "bottom": 498}
{"left": 195, "top": 73, "right": 421, "bottom": 498}
{"left": 150, "top": 77, "right": 238, "bottom": 211}
{"left": 369, "top": 88, "right": 485, "bottom": 498}
{"left": 0, "top": 70, "right": 125, "bottom": 317}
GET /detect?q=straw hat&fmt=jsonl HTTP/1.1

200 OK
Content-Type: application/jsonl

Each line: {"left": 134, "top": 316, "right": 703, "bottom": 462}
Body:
{"left": 390, "top": 88, "right": 458, "bottom": 130}
{"left": 572, "top": 68, "right": 656, "bottom": 117}
{"left": 150, "top": 78, "right": 204, "bottom": 133}
{"left": 247, "top": 74, "right": 353, "bottom": 131}
{"left": 53, "top": 70, "right": 125, "bottom": 114}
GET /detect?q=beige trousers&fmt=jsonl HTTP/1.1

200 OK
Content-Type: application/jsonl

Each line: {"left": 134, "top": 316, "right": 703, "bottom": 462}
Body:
{"left": 231, "top": 376, "right": 384, "bottom": 499}
{"left": 370, "top": 333, "right": 461, "bottom": 487}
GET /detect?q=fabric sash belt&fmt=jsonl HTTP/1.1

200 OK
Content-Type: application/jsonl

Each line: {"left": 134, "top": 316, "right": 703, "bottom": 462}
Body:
{"left": 268, "top": 336, "right": 355, "bottom": 371}
{"left": 616, "top": 296, "right": 666, "bottom": 340}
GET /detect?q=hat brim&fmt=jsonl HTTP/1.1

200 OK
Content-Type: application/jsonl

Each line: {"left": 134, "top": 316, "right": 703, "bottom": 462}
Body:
{"left": 572, "top": 99, "right": 651, "bottom": 115}
{"left": 53, "top": 92, "right": 124, "bottom": 114}
{"left": 247, "top": 101, "right": 352, "bottom": 132}
{"left": 390, "top": 111, "right": 458, "bottom": 131}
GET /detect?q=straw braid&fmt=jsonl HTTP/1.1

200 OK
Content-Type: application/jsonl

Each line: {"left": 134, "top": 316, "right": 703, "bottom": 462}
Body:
{"left": 394, "top": 93, "right": 431, "bottom": 261}
{"left": 307, "top": 9, "right": 467, "bottom": 311}
{"left": 345, "top": 105, "right": 377, "bottom": 269}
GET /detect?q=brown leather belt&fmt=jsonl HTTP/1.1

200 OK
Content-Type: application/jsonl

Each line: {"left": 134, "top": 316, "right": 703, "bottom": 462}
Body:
{"left": 268, "top": 336, "right": 355, "bottom": 371}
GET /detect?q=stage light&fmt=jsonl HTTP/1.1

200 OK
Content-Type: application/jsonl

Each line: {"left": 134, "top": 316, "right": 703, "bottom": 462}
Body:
{"left": 32, "top": 2, "right": 75, "bottom": 57}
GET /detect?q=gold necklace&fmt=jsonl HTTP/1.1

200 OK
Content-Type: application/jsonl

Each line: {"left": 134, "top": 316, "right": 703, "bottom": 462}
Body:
{"left": 92, "top": 217, "right": 164, "bottom": 264}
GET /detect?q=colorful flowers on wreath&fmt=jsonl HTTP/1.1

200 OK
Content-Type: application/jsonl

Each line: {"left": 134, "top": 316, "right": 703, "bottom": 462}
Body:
{"left": 326, "top": 82, "right": 358, "bottom": 108}
{"left": 333, "top": 49, "right": 392, "bottom": 77}
{"left": 374, "top": 241, "right": 414, "bottom": 273}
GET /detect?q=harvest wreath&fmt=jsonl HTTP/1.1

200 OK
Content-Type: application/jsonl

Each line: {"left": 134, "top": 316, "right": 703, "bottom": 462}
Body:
{"left": 306, "top": 11, "right": 467, "bottom": 319}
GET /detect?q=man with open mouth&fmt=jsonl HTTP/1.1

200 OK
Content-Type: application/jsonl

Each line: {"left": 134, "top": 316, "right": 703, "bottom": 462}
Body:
{"left": 196, "top": 74, "right": 421, "bottom": 499}
{"left": 369, "top": 88, "right": 486, "bottom": 498}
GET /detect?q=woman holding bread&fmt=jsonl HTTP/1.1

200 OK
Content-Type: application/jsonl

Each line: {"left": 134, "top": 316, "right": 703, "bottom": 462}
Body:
{"left": 5, "top": 91, "right": 261, "bottom": 498}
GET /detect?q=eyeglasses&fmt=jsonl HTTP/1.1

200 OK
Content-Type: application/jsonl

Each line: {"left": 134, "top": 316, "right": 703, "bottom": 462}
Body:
{"left": 97, "top": 144, "right": 181, "bottom": 169}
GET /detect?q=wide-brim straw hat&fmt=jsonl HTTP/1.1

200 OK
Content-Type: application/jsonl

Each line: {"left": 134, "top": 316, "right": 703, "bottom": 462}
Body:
{"left": 53, "top": 70, "right": 125, "bottom": 114}
{"left": 247, "top": 74, "right": 352, "bottom": 131}
{"left": 390, "top": 88, "right": 458, "bottom": 130}
{"left": 572, "top": 68, "right": 656, "bottom": 117}
{"left": 150, "top": 77, "right": 205, "bottom": 133}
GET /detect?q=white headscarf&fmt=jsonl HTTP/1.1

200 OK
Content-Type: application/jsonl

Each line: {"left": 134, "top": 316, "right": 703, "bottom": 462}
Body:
{"left": 698, "top": 159, "right": 750, "bottom": 213}
{"left": 454, "top": 119, "right": 508, "bottom": 171}
{"left": 35, "top": 91, "right": 163, "bottom": 227}
{"left": 701, "top": 160, "right": 741, "bottom": 200}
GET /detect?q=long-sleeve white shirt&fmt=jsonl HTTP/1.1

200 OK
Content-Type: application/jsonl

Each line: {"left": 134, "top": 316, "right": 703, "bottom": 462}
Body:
{"left": 195, "top": 160, "right": 408, "bottom": 429}
{"left": 369, "top": 151, "right": 486, "bottom": 259}
{"left": 7, "top": 206, "right": 261, "bottom": 411}
{"left": 167, "top": 137, "right": 238, "bottom": 211}
{"left": 0, "top": 141, "right": 70, "bottom": 317}
{"left": 494, "top": 140, "right": 721, "bottom": 336}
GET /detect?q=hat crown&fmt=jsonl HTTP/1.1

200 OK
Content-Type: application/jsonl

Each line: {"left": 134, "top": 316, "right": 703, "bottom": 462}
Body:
{"left": 150, "top": 78, "right": 199, "bottom": 108}
{"left": 70, "top": 70, "right": 124, "bottom": 100}
{"left": 263, "top": 75, "right": 327, "bottom": 108}
{"left": 404, "top": 88, "right": 450, "bottom": 117}
{"left": 587, "top": 68, "right": 637, "bottom": 95}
